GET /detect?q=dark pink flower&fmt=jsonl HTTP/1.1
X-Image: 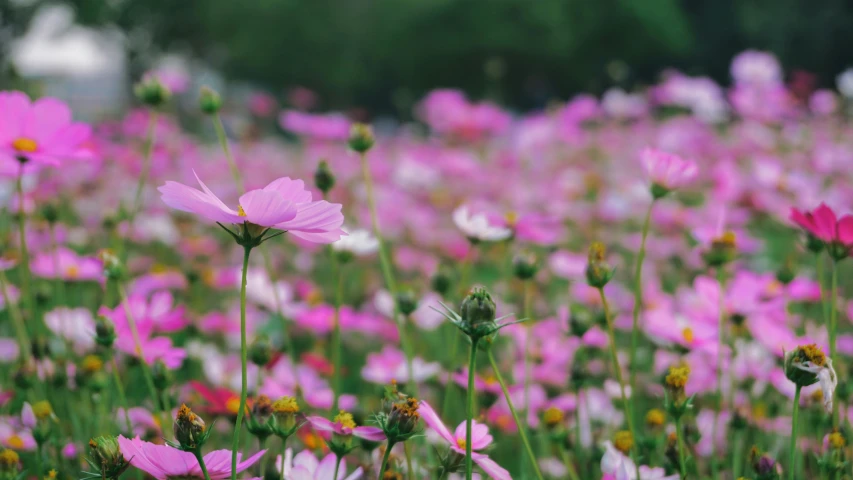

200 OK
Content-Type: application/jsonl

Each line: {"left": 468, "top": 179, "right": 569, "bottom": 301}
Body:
{"left": 790, "top": 203, "right": 853, "bottom": 259}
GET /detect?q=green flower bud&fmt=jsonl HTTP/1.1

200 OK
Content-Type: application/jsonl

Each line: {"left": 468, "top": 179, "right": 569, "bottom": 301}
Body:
{"left": 460, "top": 287, "right": 497, "bottom": 328}
{"left": 249, "top": 336, "right": 273, "bottom": 367}
{"left": 198, "top": 86, "right": 222, "bottom": 115}
{"left": 174, "top": 404, "right": 207, "bottom": 450}
{"left": 94, "top": 316, "right": 116, "bottom": 348}
{"left": 702, "top": 232, "right": 737, "bottom": 268}
{"left": 134, "top": 78, "right": 171, "bottom": 107}
{"left": 512, "top": 251, "right": 538, "bottom": 280}
{"left": 585, "top": 242, "right": 615, "bottom": 288}
{"left": 348, "top": 123, "right": 375, "bottom": 153}
{"left": 314, "top": 160, "right": 336, "bottom": 195}
{"left": 430, "top": 268, "right": 452, "bottom": 296}
{"left": 40, "top": 204, "right": 60, "bottom": 224}
{"left": 396, "top": 289, "right": 418, "bottom": 316}
{"left": 784, "top": 344, "right": 825, "bottom": 388}
{"left": 87, "top": 436, "right": 130, "bottom": 480}
{"left": 151, "top": 360, "right": 171, "bottom": 390}
{"left": 247, "top": 395, "right": 275, "bottom": 441}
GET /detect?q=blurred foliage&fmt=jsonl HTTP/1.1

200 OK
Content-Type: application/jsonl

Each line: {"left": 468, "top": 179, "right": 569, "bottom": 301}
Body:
{"left": 4, "top": 0, "right": 853, "bottom": 111}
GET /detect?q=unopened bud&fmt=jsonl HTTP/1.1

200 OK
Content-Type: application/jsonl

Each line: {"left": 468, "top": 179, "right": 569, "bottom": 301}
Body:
{"left": 314, "top": 160, "right": 336, "bottom": 195}
{"left": 87, "top": 436, "right": 130, "bottom": 479}
{"left": 460, "top": 287, "right": 497, "bottom": 328}
{"left": 198, "top": 86, "right": 222, "bottom": 115}
{"left": 174, "top": 404, "right": 207, "bottom": 450}
{"left": 134, "top": 78, "right": 171, "bottom": 107}
{"left": 249, "top": 336, "right": 273, "bottom": 367}
{"left": 585, "top": 242, "right": 614, "bottom": 288}
{"left": 348, "top": 123, "right": 375, "bottom": 153}
{"left": 95, "top": 316, "right": 117, "bottom": 348}
{"left": 396, "top": 289, "right": 418, "bottom": 316}
{"left": 513, "top": 251, "right": 538, "bottom": 280}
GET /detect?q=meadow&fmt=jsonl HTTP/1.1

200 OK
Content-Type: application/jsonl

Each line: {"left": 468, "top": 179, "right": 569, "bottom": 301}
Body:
{"left": 1, "top": 50, "right": 853, "bottom": 480}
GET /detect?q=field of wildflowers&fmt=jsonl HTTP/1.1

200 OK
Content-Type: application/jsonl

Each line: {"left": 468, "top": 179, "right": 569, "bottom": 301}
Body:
{"left": 2, "top": 49, "right": 853, "bottom": 480}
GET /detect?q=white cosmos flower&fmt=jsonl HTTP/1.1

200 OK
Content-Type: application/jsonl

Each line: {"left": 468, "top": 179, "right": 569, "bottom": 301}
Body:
{"left": 452, "top": 205, "right": 511, "bottom": 242}
{"left": 332, "top": 228, "right": 379, "bottom": 256}
{"left": 837, "top": 68, "right": 853, "bottom": 98}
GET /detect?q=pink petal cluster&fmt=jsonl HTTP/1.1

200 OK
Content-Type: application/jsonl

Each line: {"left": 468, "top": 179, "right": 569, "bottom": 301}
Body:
{"left": 118, "top": 436, "right": 265, "bottom": 480}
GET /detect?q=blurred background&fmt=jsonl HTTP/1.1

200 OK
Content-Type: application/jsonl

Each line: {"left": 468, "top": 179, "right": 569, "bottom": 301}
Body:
{"left": 2, "top": 0, "right": 853, "bottom": 119}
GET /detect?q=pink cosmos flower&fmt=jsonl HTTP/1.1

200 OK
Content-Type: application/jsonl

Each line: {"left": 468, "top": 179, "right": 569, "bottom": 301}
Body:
{"left": 99, "top": 299, "right": 186, "bottom": 368}
{"left": 640, "top": 148, "right": 698, "bottom": 192}
{"left": 790, "top": 203, "right": 853, "bottom": 256}
{"left": 0, "top": 91, "right": 92, "bottom": 173}
{"left": 276, "top": 448, "right": 363, "bottom": 480}
{"left": 361, "top": 346, "right": 442, "bottom": 385}
{"left": 118, "top": 436, "right": 265, "bottom": 480}
{"left": 305, "top": 416, "right": 385, "bottom": 442}
{"left": 159, "top": 172, "right": 345, "bottom": 243}
{"left": 30, "top": 247, "right": 102, "bottom": 281}
{"left": 418, "top": 401, "right": 511, "bottom": 480}
{"left": 600, "top": 440, "right": 678, "bottom": 480}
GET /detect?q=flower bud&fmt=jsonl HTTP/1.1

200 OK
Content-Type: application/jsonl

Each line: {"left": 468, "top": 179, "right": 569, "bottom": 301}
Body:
{"left": 40, "top": 204, "right": 60, "bottom": 224}
{"left": 460, "top": 287, "right": 496, "bottom": 328}
{"left": 542, "top": 407, "right": 564, "bottom": 431}
{"left": 97, "top": 249, "right": 125, "bottom": 281}
{"left": 664, "top": 364, "right": 691, "bottom": 419}
{"left": 702, "top": 231, "right": 737, "bottom": 267}
{"left": 585, "top": 242, "right": 615, "bottom": 288}
{"left": 174, "top": 404, "right": 207, "bottom": 450}
{"left": 430, "top": 268, "right": 452, "bottom": 296}
{"left": 271, "top": 396, "right": 300, "bottom": 438}
{"left": 94, "top": 316, "right": 117, "bottom": 348}
{"left": 247, "top": 395, "right": 275, "bottom": 440}
{"left": 198, "top": 86, "right": 222, "bottom": 115}
{"left": 384, "top": 397, "right": 421, "bottom": 442}
{"left": 645, "top": 408, "right": 665, "bottom": 428}
{"left": 784, "top": 343, "right": 825, "bottom": 388}
{"left": 249, "top": 336, "right": 273, "bottom": 367}
{"left": 613, "top": 430, "right": 633, "bottom": 454}
{"left": 348, "top": 123, "right": 375, "bottom": 153}
{"left": 87, "top": 436, "right": 130, "bottom": 480}
{"left": 512, "top": 251, "right": 538, "bottom": 280}
{"left": 151, "top": 360, "right": 172, "bottom": 390}
{"left": 134, "top": 78, "right": 171, "bottom": 107}
{"left": 0, "top": 449, "right": 20, "bottom": 478}
{"left": 806, "top": 233, "right": 824, "bottom": 254}
{"left": 748, "top": 446, "right": 781, "bottom": 480}
{"left": 396, "top": 289, "right": 418, "bottom": 317}
{"left": 314, "top": 160, "right": 336, "bottom": 195}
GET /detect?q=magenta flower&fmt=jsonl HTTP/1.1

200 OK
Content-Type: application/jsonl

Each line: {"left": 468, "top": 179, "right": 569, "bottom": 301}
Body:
{"left": 99, "top": 298, "right": 186, "bottom": 368}
{"left": 640, "top": 147, "right": 698, "bottom": 195}
{"left": 0, "top": 91, "right": 92, "bottom": 171}
{"left": 118, "top": 436, "right": 265, "bottom": 480}
{"left": 30, "top": 248, "right": 102, "bottom": 281}
{"left": 790, "top": 203, "right": 853, "bottom": 259}
{"left": 305, "top": 415, "right": 385, "bottom": 442}
{"left": 159, "top": 172, "right": 345, "bottom": 244}
{"left": 418, "top": 401, "right": 511, "bottom": 480}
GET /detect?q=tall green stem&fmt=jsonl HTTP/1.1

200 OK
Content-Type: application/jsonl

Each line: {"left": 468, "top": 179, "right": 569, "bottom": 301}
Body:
{"left": 675, "top": 416, "right": 688, "bottom": 479}
{"left": 597, "top": 287, "right": 641, "bottom": 480}
{"left": 193, "top": 449, "right": 212, "bottom": 480}
{"left": 377, "top": 441, "right": 396, "bottom": 480}
{"left": 231, "top": 246, "right": 252, "bottom": 480}
{"left": 131, "top": 111, "right": 158, "bottom": 217}
{"left": 111, "top": 358, "right": 134, "bottom": 434}
{"left": 440, "top": 246, "right": 475, "bottom": 416}
{"left": 117, "top": 284, "right": 165, "bottom": 427}
{"left": 520, "top": 280, "right": 534, "bottom": 478}
{"left": 710, "top": 267, "right": 726, "bottom": 479}
{"left": 465, "top": 338, "right": 479, "bottom": 480}
{"left": 487, "top": 350, "right": 543, "bottom": 480}
{"left": 0, "top": 271, "right": 31, "bottom": 364}
{"left": 331, "top": 260, "right": 344, "bottom": 413}
{"left": 359, "top": 151, "right": 416, "bottom": 394}
{"left": 213, "top": 114, "right": 244, "bottom": 188}
{"left": 15, "top": 167, "right": 36, "bottom": 328}
{"left": 789, "top": 385, "right": 802, "bottom": 480}
{"left": 829, "top": 261, "right": 839, "bottom": 425}
{"left": 629, "top": 201, "right": 654, "bottom": 418}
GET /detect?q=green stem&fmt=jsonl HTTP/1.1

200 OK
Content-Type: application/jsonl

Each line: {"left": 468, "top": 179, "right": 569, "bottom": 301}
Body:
{"left": 711, "top": 267, "right": 726, "bottom": 478}
{"left": 331, "top": 260, "right": 344, "bottom": 413}
{"left": 465, "top": 338, "right": 479, "bottom": 480}
{"left": 333, "top": 454, "right": 341, "bottom": 480}
{"left": 486, "top": 350, "right": 543, "bottom": 480}
{"left": 404, "top": 442, "right": 414, "bottom": 480}
{"left": 131, "top": 111, "right": 158, "bottom": 217}
{"left": 231, "top": 246, "right": 252, "bottom": 480}
{"left": 675, "top": 416, "right": 688, "bottom": 479}
{"left": 732, "top": 429, "right": 744, "bottom": 478}
{"left": 36, "top": 443, "right": 43, "bottom": 480}
{"left": 377, "top": 441, "right": 396, "bottom": 480}
{"left": 440, "top": 246, "right": 475, "bottom": 416}
{"left": 790, "top": 385, "right": 802, "bottom": 480}
{"left": 117, "top": 284, "right": 165, "bottom": 427}
{"left": 15, "top": 167, "right": 37, "bottom": 330}
{"left": 520, "top": 280, "right": 533, "bottom": 478}
{"left": 193, "top": 448, "right": 212, "bottom": 480}
{"left": 629, "top": 201, "right": 654, "bottom": 420}
{"left": 829, "top": 261, "right": 839, "bottom": 426}
{"left": 597, "top": 287, "right": 641, "bottom": 480}
{"left": 0, "top": 271, "right": 31, "bottom": 364}
{"left": 557, "top": 444, "right": 581, "bottom": 480}
{"left": 213, "top": 114, "right": 244, "bottom": 190}
{"left": 111, "top": 358, "right": 134, "bottom": 434}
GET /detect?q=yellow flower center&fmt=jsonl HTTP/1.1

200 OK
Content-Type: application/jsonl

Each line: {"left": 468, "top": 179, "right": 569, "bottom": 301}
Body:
{"left": 543, "top": 407, "right": 564, "bottom": 427}
{"left": 32, "top": 401, "right": 53, "bottom": 420}
{"left": 665, "top": 365, "right": 690, "bottom": 388}
{"left": 0, "top": 448, "right": 19, "bottom": 466}
{"left": 65, "top": 265, "right": 80, "bottom": 278}
{"left": 306, "top": 289, "right": 324, "bottom": 306}
{"left": 6, "top": 435, "right": 24, "bottom": 450}
{"left": 613, "top": 430, "right": 633, "bottom": 454}
{"left": 682, "top": 327, "right": 694, "bottom": 344}
{"left": 271, "top": 396, "right": 299, "bottom": 414}
{"left": 46, "top": 469, "right": 58, "bottom": 480}
{"left": 800, "top": 343, "right": 826, "bottom": 366}
{"left": 82, "top": 355, "right": 103, "bottom": 373}
{"left": 456, "top": 438, "right": 466, "bottom": 450}
{"left": 504, "top": 211, "right": 518, "bottom": 227}
{"left": 12, "top": 138, "right": 38, "bottom": 153}
{"left": 237, "top": 205, "right": 247, "bottom": 217}
{"left": 303, "top": 433, "right": 322, "bottom": 450}
{"left": 334, "top": 410, "right": 356, "bottom": 429}
{"left": 645, "top": 409, "right": 665, "bottom": 427}
{"left": 829, "top": 432, "right": 846, "bottom": 449}
{"left": 225, "top": 397, "right": 242, "bottom": 414}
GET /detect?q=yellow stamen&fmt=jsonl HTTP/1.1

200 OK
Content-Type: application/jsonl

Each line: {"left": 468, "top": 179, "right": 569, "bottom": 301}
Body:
{"left": 271, "top": 396, "right": 299, "bottom": 414}
{"left": 81, "top": 355, "right": 103, "bottom": 373}
{"left": 613, "top": 430, "right": 633, "bottom": 454}
{"left": 237, "top": 205, "right": 247, "bottom": 217}
{"left": 65, "top": 265, "right": 80, "bottom": 278}
{"left": 504, "top": 211, "right": 518, "bottom": 227}
{"left": 225, "top": 397, "right": 242, "bottom": 414}
{"left": 665, "top": 365, "right": 690, "bottom": 388}
{"left": 6, "top": 435, "right": 24, "bottom": 450}
{"left": 334, "top": 410, "right": 356, "bottom": 429}
{"left": 32, "top": 401, "right": 52, "bottom": 420}
{"left": 456, "top": 438, "right": 466, "bottom": 450}
{"left": 0, "top": 449, "right": 19, "bottom": 466}
{"left": 543, "top": 407, "right": 564, "bottom": 427}
{"left": 12, "top": 138, "right": 37, "bottom": 153}
{"left": 682, "top": 327, "right": 694, "bottom": 344}
{"left": 646, "top": 409, "right": 665, "bottom": 427}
